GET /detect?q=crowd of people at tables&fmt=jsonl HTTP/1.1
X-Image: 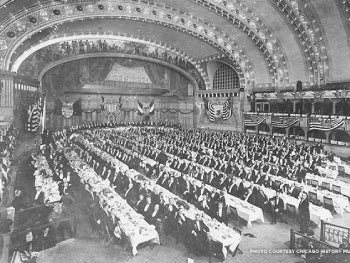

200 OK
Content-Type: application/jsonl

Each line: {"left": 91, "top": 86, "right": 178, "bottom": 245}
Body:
{"left": 70, "top": 123, "right": 326, "bottom": 230}
{"left": 10, "top": 120, "right": 340, "bottom": 260}
{"left": 53, "top": 122, "right": 324, "bottom": 236}
{"left": 66, "top": 135, "right": 221, "bottom": 256}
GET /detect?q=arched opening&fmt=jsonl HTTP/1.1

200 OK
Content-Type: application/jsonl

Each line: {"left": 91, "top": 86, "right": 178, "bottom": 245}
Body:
{"left": 335, "top": 99, "right": 350, "bottom": 116}
{"left": 314, "top": 99, "right": 332, "bottom": 115}
{"left": 258, "top": 123, "right": 270, "bottom": 134}
{"left": 289, "top": 126, "right": 305, "bottom": 137}
{"left": 308, "top": 130, "right": 326, "bottom": 142}
{"left": 245, "top": 126, "right": 256, "bottom": 133}
{"left": 295, "top": 99, "right": 312, "bottom": 114}
{"left": 329, "top": 129, "right": 350, "bottom": 144}
{"left": 272, "top": 127, "right": 286, "bottom": 136}
{"left": 212, "top": 64, "right": 240, "bottom": 90}
{"left": 278, "top": 100, "right": 293, "bottom": 114}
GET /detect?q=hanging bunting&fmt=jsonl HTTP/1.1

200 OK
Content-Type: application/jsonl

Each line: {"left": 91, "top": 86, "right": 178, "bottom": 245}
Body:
{"left": 203, "top": 96, "right": 233, "bottom": 122}
{"left": 25, "top": 96, "right": 44, "bottom": 132}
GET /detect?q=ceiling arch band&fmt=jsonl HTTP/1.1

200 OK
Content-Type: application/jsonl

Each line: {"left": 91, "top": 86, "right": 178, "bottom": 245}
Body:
{"left": 268, "top": 0, "right": 329, "bottom": 86}
{"left": 190, "top": 0, "right": 289, "bottom": 85}
{"left": 0, "top": 0, "right": 257, "bottom": 89}
{"left": 10, "top": 34, "right": 213, "bottom": 90}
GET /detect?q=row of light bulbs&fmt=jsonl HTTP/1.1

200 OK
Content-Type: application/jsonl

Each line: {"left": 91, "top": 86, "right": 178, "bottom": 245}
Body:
{"left": 193, "top": 0, "right": 288, "bottom": 82}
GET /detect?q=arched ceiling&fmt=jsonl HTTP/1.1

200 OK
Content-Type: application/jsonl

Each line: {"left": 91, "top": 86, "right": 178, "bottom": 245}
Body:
{"left": 0, "top": 0, "right": 349, "bottom": 90}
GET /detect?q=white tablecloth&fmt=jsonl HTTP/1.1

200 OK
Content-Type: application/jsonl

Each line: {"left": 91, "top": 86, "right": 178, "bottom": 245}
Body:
{"left": 76, "top": 133, "right": 242, "bottom": 257}
{"left": 261, "top": 186, "right": 333, "bottom": 225}
{"left": 33, "top": 155, "right": 61, "bottom": 203}
{"left": 306, "top": 173, "right": 350, "bottom": 198}
{"left": 64, "top": 149, "right": 159, "bottom": 256}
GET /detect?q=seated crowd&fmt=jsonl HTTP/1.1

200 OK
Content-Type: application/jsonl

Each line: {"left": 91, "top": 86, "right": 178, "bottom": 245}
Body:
{"left": 0, "top": 124, "right": 18, "bottom": 203}
{"left": 9, "top": 121, "right": 347, "bottom": 260}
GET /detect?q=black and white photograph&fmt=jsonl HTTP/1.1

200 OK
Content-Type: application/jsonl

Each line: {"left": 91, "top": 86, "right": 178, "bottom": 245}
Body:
{"left": 0, "top": 0, "right": 350, "bottom": 263}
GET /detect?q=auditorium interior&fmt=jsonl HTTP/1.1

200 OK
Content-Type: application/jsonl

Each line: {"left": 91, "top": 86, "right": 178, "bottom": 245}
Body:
{"left": 1, "top": 0, "right": 350, "bottom": 263}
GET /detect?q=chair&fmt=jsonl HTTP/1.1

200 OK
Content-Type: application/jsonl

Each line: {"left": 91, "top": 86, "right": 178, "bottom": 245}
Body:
{"left": 309, "top": 191, "right": 319, "bottom": 205}
{"left": 332, "top": 185, "right": 342, "bottom": 195}
{"left": 310, "top": 180, "right": 319, "bottom": 188}
{"left": 323, "top": 196, "right": 334, "bottom": 212}
{"left": 320, "top": 181, "right": 331, "bottom": 191}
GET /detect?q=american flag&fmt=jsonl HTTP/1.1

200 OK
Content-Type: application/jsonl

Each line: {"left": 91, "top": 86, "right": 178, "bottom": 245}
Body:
{"left": 222, "top": 96, "right": 233, "bottom": 121}
{"left": 203, "top": 98, "right": 216, "bottom": 122}
{"left": 271, "top": 117, "right": 299, "bottom": 128}
{"left": 26, "top": 97, "right": 44, "bottom": 132}
{"left": 244, "top": 115, "right": 266, "bottom": 126}
{"left": 309, "top": 117, "right": 344, "bottom": 131}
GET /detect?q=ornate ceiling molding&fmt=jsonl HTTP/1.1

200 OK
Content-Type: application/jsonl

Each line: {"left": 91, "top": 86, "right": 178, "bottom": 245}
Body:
{"left": 268, "top": 0, "right": 329, "bottom": 86}
{"left": 0, "top": 0, "right": 255, "bottom": 87}
{"left": 11, "top": 34, "right": 212, "bottom": 90}
{"left": 190, "top": 0, "right": 289, "bottom": 84}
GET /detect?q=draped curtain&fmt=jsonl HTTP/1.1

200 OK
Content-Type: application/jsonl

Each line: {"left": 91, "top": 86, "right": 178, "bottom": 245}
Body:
{"left": 116, "top": 58, "right": 165, "bottom": 87}
{"left": 42, "top": 57, "right": 190, "bottom": 98}
{"left": 169, "top": 70, "right": 189, "bottom": 98}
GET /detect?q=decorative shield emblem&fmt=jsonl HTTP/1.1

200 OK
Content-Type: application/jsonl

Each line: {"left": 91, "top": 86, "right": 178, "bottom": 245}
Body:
{"left": 62, "top": 102, "right": 74, "bottom": 118}
{"left": 211, "top": 104, "right": 224, "bottom": 119}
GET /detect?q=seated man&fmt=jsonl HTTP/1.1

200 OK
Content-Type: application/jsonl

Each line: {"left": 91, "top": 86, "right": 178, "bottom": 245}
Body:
{"left": 140, "top": 195, "right": 153, "bottom": 217}
{"left": 146, "top": 204, "right": 162, "bottom": 233}
{"left": 253, "top": 185, "right": 269, "bottom": 210}
{"left": 175, "top": 207, "right": 190, "bottom": 246}
{"left": 213, "top": 201, "right": 228, "bottom": 225}
{"left": 268, "top": 191, "right": 284, "bottom": 224}
{"left": 134, "top": 194, "right": 145, "bottom": 213}
{"left": 190, "top": 213, "right": 210, "bottom": 256}
{"left": 163, "top": 198, "right": 178, "bottom": 236}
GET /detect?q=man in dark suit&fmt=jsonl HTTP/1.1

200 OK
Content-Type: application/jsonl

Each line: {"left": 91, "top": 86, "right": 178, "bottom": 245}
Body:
{"left": 146, "top": 204, "right": 162, "bottom": 232}
{"left": 178, "top": 176, "right": 193, "bottom": 202}
{"left": 165, "top": 176, "right": 177, "bottom": 193}
{"left": 163, "top": 198, "right": 178, "bottom": 236}
{"left": 298, "top": 192, "right": 310, "bottom": 234}
{"left": 175, "top": 207, "right": 190, "bottom": 246}
{"left": 140, "top": 195, "right": 153, "bottom": 216}
{"left": 268, "top": 191, "right": 284, "bottom": 224}
{"left": 195, "top": 183, "right": 209, "bottom": 200}
{"left": 190, "top": 213, "right": 209, "bottom": 256}
{"left": 134, "top": 194, "right": 145, "bottom": 213}
{"left": 254, "top": 185, "right": 269, "bottom": 210}
{"left": 213, "top": 201, "right": 228, "bottom": 225}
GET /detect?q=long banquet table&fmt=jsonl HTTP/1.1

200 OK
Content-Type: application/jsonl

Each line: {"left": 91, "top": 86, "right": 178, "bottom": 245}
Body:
{"left": 83, "top": 128, "right": 337, "bottom": 226}
{"left": 64, "top": 149, "right": 160, "bottom": 256}
{"left": 33, "top": 154, "right": 61, "bottom": 203}
{"left": 73, "top": 134, "right": 242, "bottom": 259}
{"left": 306, "top": 173, "right": 350, "bottom": 198}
